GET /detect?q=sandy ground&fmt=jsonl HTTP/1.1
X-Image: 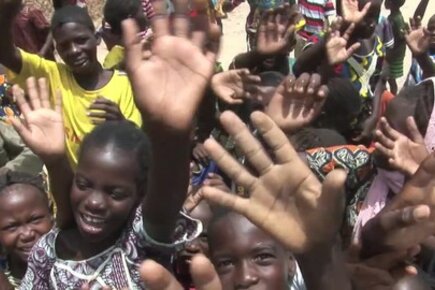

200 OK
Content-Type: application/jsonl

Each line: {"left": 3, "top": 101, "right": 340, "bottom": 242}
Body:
{"left": 96, "top": 0, "right": 435, "bottom": 87}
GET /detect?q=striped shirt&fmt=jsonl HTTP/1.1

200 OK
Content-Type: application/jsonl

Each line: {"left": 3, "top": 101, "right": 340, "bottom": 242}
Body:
{"left": 298, "top": 0, "right": 335, "bottom": 38}
{"left": 142, "top": 0, "right": 155, "bottom": 19}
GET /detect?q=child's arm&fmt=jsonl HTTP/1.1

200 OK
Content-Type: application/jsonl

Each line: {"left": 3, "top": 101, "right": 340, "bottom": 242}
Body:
{"left": 0, "top": 0, "right": 24, "bottom": 74}
{"left": 123, "top": 0, "right": 220, "bottom": 242}
{"left": 10, "top": 78, "right": 75, "bottom": 229}
{"left": 414, "top": 0, "right": 430, "bottom": 20}
{"left": 405, "top": 23, "right": 435, "bottom": 79}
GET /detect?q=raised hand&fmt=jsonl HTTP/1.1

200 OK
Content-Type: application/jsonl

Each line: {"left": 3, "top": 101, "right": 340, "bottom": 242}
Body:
{"left": 88, "top": 96, "right": 125, "bottom": 124}
{"left": 375, "top": 117, "right": 429, "bottom": 176}
{"left": 264, "top": 73, "right": 328, "bottom": 133}
{"left": 211, "top": 69, "right": 261, "bottom": 105}
{"left": 201, "top": 111, "right": 347, "bottom": 253}
{"left": 140, "top": 255, "right": 222, "bottom": 290}
{"left": 341, "top": 0, "right": 371, "bottom": 24}
{"left": 256, "top": 4, "right": 299, "bottom": 56}
{"left": 326, "top": 17, "right": 361, "bottom": 65}
{"left": 10, "top": 77, "right": 65, "bottom": 163}
{"left": 122, "top": 0, "right": 221, "bottom": 135}
{"left": 405, "top": 18, "right": 431, "bottom": 56}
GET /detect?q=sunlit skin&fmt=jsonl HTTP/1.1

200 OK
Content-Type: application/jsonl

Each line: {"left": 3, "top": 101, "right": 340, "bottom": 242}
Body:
{"left": 208, "top": 212, "right": 295, "bottom": 290}
{"left": 0, "top": 184, "right": 53, "bottom": 279}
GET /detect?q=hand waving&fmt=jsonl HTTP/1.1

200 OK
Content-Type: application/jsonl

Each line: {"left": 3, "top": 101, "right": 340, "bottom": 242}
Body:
{"left": 202, "top": 111, "right": 347, "bottom": 253}
{"left": 123, "top": 0, "right": 220, "bottom": 134}
{"left": 326, "top": 17, "right": 361, "bottom": 65}
{"left": 264, "top": 73, "right": 328, "bottom": 133}
{"left": 211, "top": 69, "right": 261, "bottom": 105}
{"left": 375, "top": 117, "right": 429, "bottom": 176}
{"left": 10, "top": 77, "right": 65, "bottom": 164}
{"left": 405, "top": 18, "right": 430, "bottom": 57}
{"left": 341, "top": 0, "right": 371, "bottom": 24}
{"left": 256, "top": 4, "right": 299, "bottom": 56}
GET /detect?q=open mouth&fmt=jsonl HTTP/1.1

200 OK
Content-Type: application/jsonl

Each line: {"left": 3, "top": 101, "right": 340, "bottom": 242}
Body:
{"left": 79, "top": 212, "right": 106, "bottom": 235}
{"left": 71, "top": 58, "right": 88, "bottom": 67}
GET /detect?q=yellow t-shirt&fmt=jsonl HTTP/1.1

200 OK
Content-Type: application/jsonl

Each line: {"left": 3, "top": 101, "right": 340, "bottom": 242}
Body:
{"left": 10, "top": 49, "right": 142, "bottom": 167}
{"left": 103, "top": 45, "right": 125, "bottom": 70}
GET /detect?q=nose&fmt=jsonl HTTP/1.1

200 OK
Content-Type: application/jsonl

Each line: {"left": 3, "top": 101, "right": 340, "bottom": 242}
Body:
{"left": 19, "top": 224, "right": 36, "bottom": 244}
{"left": 235, "top": 260, "right": 259, "bottom": 289}
{"left": 84, "top": 190, "right": 106, "bottom": 214}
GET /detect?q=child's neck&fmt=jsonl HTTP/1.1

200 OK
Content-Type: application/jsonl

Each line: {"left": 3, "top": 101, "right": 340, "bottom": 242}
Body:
{"left": 73, "top": 63, "right": 113, "bottom": 91}
{"left": 390, "top": 7, "right": 401, "bottom": 13}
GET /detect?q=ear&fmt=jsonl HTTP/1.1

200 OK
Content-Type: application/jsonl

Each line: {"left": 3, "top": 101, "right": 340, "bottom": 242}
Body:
{"left": 287, "top": 253, "right": 297, "bottom": 280}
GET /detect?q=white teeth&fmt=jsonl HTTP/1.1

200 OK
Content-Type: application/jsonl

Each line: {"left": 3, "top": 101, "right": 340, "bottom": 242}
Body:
{"left": 82, "top": 214, "right": 105, "bottom": 225}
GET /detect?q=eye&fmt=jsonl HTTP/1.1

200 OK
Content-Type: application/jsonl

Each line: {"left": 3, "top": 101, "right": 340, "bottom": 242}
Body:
{"left": 75, "top": 177, "right": 91, "bottom": 191}
{"left": 76, "top": 37, "right": 88, "bottom": 44}
{"left": 30, "top": 215, "right": 45, "bottom": 224}
{"left": 216, "top": 259, "right": 234, "bottom": 271}
{"left": 2, "top": 224, "right": 18, "bottom": 232}
{"left": 254, "top": 253, "right": 275, "bottom": 265}
{"left": 110, "top": 189, "right": 129, "bottom": 200}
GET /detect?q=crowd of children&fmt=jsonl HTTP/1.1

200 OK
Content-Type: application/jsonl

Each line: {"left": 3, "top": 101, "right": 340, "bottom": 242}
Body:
{"left": 0, "top": 0, "right": 435, "bottom": 289}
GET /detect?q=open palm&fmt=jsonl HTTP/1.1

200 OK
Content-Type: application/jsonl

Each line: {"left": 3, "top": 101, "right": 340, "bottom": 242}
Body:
{"left": 265, "top": 73, "right": 328, "bottom": 133}
{"left": 341, "top": 0, "right": 371, "bottom": 24}
{"left": 326, "top": 18, "right": 361, "bottom": 65}
{"left": 202, "top": 111, "right": 347, "bottom": 253}
{"left": 123, "top": 2, "right": 220, "bottom": 133}
{"left": 10, "top": 78, "right": 65, "bottom": 162}
{"left": 405, "top": 26, "right": 430, "bottom": 56}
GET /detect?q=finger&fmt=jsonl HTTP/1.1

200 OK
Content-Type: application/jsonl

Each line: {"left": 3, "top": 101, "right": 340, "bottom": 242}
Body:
{"left": 9, "top": 116, "right": 30, "bottom": 142}
{"left": 87, "top": 112, "right": 108, "bottom": 119}
{"left": 307, "top": 73, "right": 321, "bottom": 95}
{"left": 360, "top": 2, "right": 372, "bottom": 20}
{"left": 192, "top": 31, "right": 206, "bottom": 50}
{"left": 220, "top": 111, "right": 274, "bottom": 175}
{"left": 346, "top": 42, "right": 361, "bottom": 57}
{"left": 150, "top": 0, "right": 170, "bottom": 37}
{"left": 12, "top": 84, "right": 31, "bottom": 117}
{"left": 88, "top": 103, "right": 120, "bottom": 114}
{"left": 284, "top": 74, "right": 297, "bottom": 93}
{"left": 319, "top": 169, "right": 347, "bottom": 225}
{"left": 54, "top": 90, "right": 63, "bottom": 114}
{"left": 122, "top": 19, "right": 143, "bottom": 72}
{"left": 139, "top": 260, "right": 183, "bottom": 290}
{"left": 250, "top": 111, "right": 296, "bottom": 164}
{"left": 406, "top": 117, "right": 424, "bottom": 144}
{"left": 190, "top": 255, "right": 222, "bottom": 290}
{"left": 38, "top": 78, "right": 50, "bottom": 109}
{"left": 26, "top": 77, "right": 42, "bottom": 110}
{"left": 294, "top": 73, "right": 310, "bottom": 94}
{"left": 380, "top": 205, "right": 431, "bottom": 231}
{"left": 317, "top": 84, "right": 329, "bottom": 99}
{"left": 173, "top": 0, "right": 190, "bottom": 37}
{"left": 204, "top": 137, "right": 256, "bottom": 190}
{"left": 343, "top": 23, "right": 356, "bottom": 41}
{"left": 201, "top": 185, "right": 249, "bottom": 215}
{"left": 375, "top": 130, "right": 395, "bottom": 149}
{"left": 379, "top": 117, "right": 401, "bottom": 141}
{"left": 374, "top": 142, "right": 393, "bottom": 159}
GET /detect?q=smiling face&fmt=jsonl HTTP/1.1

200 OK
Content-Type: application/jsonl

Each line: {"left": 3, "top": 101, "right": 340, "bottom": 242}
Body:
{"left": 0, "top": 184, "right": 53, "bottom": 263}
{"left": 71, "top": 144, "right": 141, "bottom": 244}
{"left": 53, "top": 22, "right": 100, "bottom": 75}
{"left": 208, "top": 213, "right": 291, "bottom": 290}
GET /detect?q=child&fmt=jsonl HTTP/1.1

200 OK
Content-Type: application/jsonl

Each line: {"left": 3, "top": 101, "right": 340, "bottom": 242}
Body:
{"left": 295, "top": 0, "right": 336, "bottom": 57}
{"left": 385, "top": 0, "right": 407, "bottom": 95}
{"left": 11, "top": 0, "right": 219, "bottom": 285}
{"left": 0, "top": 3, "right": 142, "bottom": 167}
{"left": 0, "top": 171, "right": 53, "bottom": 288}
{"left": 207, "top": 210, "right": 304, "bottom": 290}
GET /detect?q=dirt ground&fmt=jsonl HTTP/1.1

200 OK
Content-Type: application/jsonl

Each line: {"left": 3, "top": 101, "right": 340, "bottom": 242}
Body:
{"left": 34, "top": 0, "right": 435, "bottom": 87}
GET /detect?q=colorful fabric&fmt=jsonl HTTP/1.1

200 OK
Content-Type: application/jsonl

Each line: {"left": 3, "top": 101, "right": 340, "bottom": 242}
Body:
{"left": 19, "top": 207, "right": 201, "bottom": 289}
{"left": 0, "top": 75, "right": 20, "bottom": 123}
{"left": 297, "top": 0, "right": 335, "bottom": 38}
{"left": 8, "top": 50, "right": 142, "bottom": 168}
{"left": 406, "top": 52, "right": 435, "bottom": 86}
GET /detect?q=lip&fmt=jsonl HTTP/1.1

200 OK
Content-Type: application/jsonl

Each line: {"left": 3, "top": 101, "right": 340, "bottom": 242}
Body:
{"left": 70, "top": 57, "right": 88, "bottom": 67}
{"left": 78, "top": 212, "right": 106, "bottom": 236}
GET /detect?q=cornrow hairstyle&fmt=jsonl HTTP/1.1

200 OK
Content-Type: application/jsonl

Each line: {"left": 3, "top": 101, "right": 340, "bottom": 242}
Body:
{"left": 51, "top": 5, "right": 95, "bottom": 32}
{"left": 104, "top": 0, "right": 142, "bottom": 35}
{"left": 0, "top": 171, "right": 45, "bottom": 196}
{"left": 79, "top": 120, "right": 151, "bottom": 191}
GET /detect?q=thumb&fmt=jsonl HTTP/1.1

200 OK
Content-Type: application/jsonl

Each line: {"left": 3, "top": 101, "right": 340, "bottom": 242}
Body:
{"left": 319, "top": 169, "right": 347, "bottom": 229}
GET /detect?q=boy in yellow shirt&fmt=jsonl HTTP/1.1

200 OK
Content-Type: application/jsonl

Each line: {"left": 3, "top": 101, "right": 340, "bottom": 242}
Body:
{"left": 0, "top": 3, "right": 142, "bottom": 166}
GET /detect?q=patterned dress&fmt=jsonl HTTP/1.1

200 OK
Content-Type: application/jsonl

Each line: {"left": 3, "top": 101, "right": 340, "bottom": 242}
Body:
{"left": 19, "top": 208, "right": 201, "bottom": 290}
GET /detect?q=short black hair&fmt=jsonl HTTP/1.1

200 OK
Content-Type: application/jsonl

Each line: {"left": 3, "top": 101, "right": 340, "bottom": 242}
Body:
{"left": 79, "top": 120, "right": 151, "bottom": 190}
{"left": 0, "top": 171, "right": 45, "bottom": 196}
{"left": 289, "top": 127, "right": 347, "bottom": 151}
{"left": 104, "top": 0, "right": 142, "bottom": 35}
{"left": 51, "top": 5, "right": 95, "bottom": 32}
